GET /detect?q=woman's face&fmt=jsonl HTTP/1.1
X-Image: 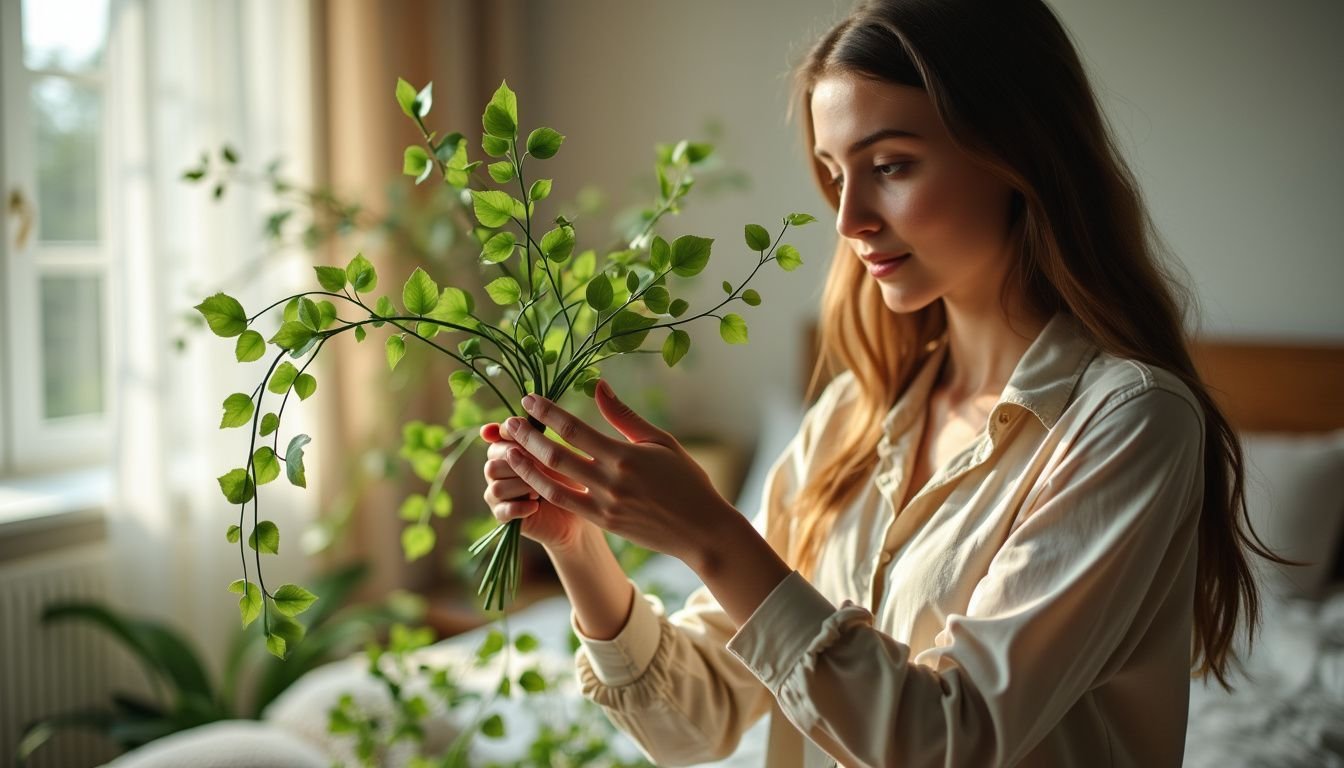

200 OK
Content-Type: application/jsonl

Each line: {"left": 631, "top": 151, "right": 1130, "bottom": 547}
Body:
{"left": 810, "top": 73, "right": 1018, "bottom": 315}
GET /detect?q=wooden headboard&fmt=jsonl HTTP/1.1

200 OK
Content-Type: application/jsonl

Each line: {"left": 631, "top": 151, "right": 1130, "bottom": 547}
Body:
{"left": 1189, "top": 340, "right": 1344, "bottom": 434}
{"left": 803, "top": 323, "right": 1344, "bottom": 434}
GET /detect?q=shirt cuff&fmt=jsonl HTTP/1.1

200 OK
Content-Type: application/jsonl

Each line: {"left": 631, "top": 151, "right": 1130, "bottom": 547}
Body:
{"left": 571, "top": 579, "right": 664, "bottom": 687}
{"left": 726, "top": 570, "right": 839, "bottom": 692}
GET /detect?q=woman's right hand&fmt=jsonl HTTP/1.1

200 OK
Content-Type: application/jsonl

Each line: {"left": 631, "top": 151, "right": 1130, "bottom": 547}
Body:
{"left": 480, "top": 422, "right": 598, "bottom": 554}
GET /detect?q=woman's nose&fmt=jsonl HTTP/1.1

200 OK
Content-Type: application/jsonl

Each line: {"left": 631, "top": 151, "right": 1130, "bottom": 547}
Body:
{"left": 835, "top": 186, "right": 881, "bottom": 240}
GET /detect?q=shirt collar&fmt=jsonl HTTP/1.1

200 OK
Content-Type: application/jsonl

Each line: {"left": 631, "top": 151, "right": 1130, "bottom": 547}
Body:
{"left": 881, "top": 311, "right": 1097, "bottom": 438}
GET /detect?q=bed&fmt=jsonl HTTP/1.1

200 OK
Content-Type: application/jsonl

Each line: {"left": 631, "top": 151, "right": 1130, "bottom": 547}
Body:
{"left": 105, "top": 335, "right": 1344, "bottom": 767}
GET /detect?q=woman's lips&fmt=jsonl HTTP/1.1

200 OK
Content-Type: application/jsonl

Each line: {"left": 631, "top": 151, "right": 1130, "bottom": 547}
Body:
{"left": 865, "top": 253, "right": 910, "bottom": 277}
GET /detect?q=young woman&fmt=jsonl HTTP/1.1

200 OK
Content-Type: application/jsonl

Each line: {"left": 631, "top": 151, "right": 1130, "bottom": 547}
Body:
{"left": 480, "top": 0, "right": 1279, "bottom": 764}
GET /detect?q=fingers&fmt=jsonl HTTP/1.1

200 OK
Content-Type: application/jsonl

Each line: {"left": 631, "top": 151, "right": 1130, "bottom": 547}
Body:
{"left": 505, "top": 445, "right": 593, "bottom": 516}
{"left": 519, "top": 394, "right": 613, "bottom": 460}
{"left": 502, "top": 416, "right": 603, "bottom": 488}
{"left": 491, "top": 498, "right": 538, "bottom": 523}
{"left": 485, "top": 476, "right": 539, "bottom": 505}
{"left": 480, "top": 423, "right": 503, "bottom": 443}
{"left": 593, "top": 379, "right": 672, "bottom": 446}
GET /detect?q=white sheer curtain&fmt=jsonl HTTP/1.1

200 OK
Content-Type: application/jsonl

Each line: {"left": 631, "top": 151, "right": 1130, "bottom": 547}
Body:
{"left": 110, "top": 0, "right": 318, "bottom": 672}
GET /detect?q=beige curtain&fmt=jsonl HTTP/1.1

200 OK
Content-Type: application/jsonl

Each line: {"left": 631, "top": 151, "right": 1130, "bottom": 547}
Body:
{"left": 312, "top": 0, "right": 526, "bottom": 600}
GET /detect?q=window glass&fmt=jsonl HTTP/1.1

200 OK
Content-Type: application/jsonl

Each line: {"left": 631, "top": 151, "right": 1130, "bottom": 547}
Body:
{"left": 40, "top": 273, "right": 104, "bottom": 419}
{"left": 31, "top": 76, "right": 101, "bottom": 243}
{"left": 21, "top": 0, "right": 110, "bottom": 73}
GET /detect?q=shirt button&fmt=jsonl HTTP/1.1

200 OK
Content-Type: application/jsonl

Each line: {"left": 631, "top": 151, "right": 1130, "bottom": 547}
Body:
{"left": 759, "top": 662, "right": 775, "bottom": 678}
{"left": 880, "top": 551, "right": 893, "bottom": 564}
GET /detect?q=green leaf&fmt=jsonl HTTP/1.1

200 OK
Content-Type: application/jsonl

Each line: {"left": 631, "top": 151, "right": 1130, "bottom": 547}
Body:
{"left": 485, "top": 276, "right": 521, "bottom": 305}
{"left": 471, "top": 190, "right": 516, "bottom": 228}
{"left": 476, "top": 629, "right": 506, "bottom": 664}
{"left": 346, "top": 252, "right": 378, "bottom": 293}
{"left": 403, "top": 145, "right": 431, "bottom": 185}
{"left": 449, "top": 370, "right": 482, "bottom": 398}
{"left": 269, "top": 321, "right": 314, "bottom": 351}
{"left": 375, "top": 295, "right": 396, "bottom": 319}
{"left": 487, "top": 160, "right": 515, "bottom": 183}
{"left": 775, "top": 243, "right": 803, "bottom": 271}
{"left": 317, "top": 300, "right": 337, "bottom": 330}
{"left": 253, "top": 446, "right": 280, "bottom": 485}
{"left": 314, "top": 265, "right": 347, "bottom": 292}
{"left": 386, "top": 335, "right": 407, "bottom": 371}
{"left": 402, "top": 524, "right": 435, "bottom": 561}
{"left": 395, "top": 77, "right": 417, "bottom": 118}
{"left": 742, "top": 289, "right": 762, "bottom": 306}
{"left": 482, "top": 81, "right": 518, "bottom": 139}
{"left": 294, "top": 373, "right": 317, "bottom": 400}
{"left": 268, "top": 361, "right": 299, "bottom": 394}
{"left": 266, "top": 633, "right": 287, "bottom": 659}
{"left": 480, "top": 713, "right": 506, "bottom": 739}
{"left": 518, "top": 669, "right": 546, "bottom": 692}
{"left": 628, "top": 271, "right": 641, "bottom": 294}
{"left": 643, "top": 286, "right": 670, "bottom": 314}
{"left": 571, "top": 249, "right": 596, "bottom": 281}
{"left": 662, "top": 329, "right": 690, "bottom": 367}
{"left": 431, "top": 491, "right": 452, "bottom": 518}
{"left": 429, "top": 287, "right": 475, "bottom": 324}
{"left": 298, "top": 298, "right": 321, "bottom": 330}
{"left": 399, "top": 494, "right": 427, "bottom": 521}
{"left": 720, "top": 313, "right": 749, "bottom": 345}
{"left": 669, "top": 298, "right": 690, "bottom": 318}
{"left": 670, "top": 235, "right": 713, "bottom": 277}
{"left": 353, "top": 326, "right": 367, "bottom": 343}
{"left": 194, "top": 293, "right": 248, "bottom": 337}
{"left": 231, "top": 580, "right": 263, "bottom": 628}
{"left": 528, "top": 178, "right": 552, "bottom": 202}
{"left": 607, "top": 310, "right": 656, "bottom": 353}
{"left": 217, "top": 468, "right": 255, "bottom": 504}
{"left": 722, "top": 280, "right": 732, "bottom": 294}
{"left": 513, "top": 633, "right": 539, "bottom": 653}
{"left": 283, "top": 297, "right": 300, "bottom": 323}
{"left": 443, "top": 137, "right": 470, "bottom": 187}
{"left": 481, "top": 232, "right": 516, "bottom": 264}
{"left": 248, "top": 520, "right": 280, "bottom": 554}
{"left": 272, "top": 584, "right": 318, "bottom": 618}
{"left": 220, "top": 393, "right": 254, "bottom": 428}
{"left": 585, "top": 273, "right": 613, "bottom": 312}
{"left": 260, "top": 412, "right": 279, "bottom": 436}
{"left": 540, "top": 225, "right": 575, "bottom": 263}
{"left": 286, "top": 434, "right": 311, "bottom": 488}
{"left": 785, "top": 212, "right": 818, "bottom": 226}
{"left": 650, "top": 236, "right": 670, "bottom": 272}
{"left": 403, "top": 267, "right": 440, "bottom": 315}
{"left": 744, "top": 223, "right": 771, "bottom": 251}
{"left": 481, "top": 134, "right": 510, "bottom": 157}
{"left": 413, "top": 81, "right": 433, "bottom": 118}
{"left": 226, "top": 525, "right": 240, "bottom": 543}
{"left": 459, "top": 337, "right": 481, "bottom": 358}
{"left": 235, "top": 330, "right": 265, "bottom": 362}
{"left": 526, "top": 127, "right": 564, "bottom": 159}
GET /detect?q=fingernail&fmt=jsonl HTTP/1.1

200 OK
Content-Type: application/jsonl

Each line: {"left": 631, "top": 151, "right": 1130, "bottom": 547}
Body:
{"left": 506, "top": 417, "right": 524, "bottom": 435}
{"left": 522, "top": 394, "right": 537, "bottom": 412}
{"left": 598, "top": 379, "right": 613, "bottom": 398}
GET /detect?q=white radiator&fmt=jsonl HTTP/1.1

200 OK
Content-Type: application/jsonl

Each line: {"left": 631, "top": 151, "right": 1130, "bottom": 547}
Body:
{"left": 1, "top": 543, "right": 118, "bottom": 767}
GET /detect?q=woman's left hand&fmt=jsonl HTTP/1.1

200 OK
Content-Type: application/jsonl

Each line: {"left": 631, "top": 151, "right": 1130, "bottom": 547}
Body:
{"left": 500, "top": 379, "right": 741, "bottom": 573}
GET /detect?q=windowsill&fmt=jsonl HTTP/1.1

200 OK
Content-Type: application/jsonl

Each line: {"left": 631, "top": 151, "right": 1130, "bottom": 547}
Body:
{"left": 0, "top": 467, "right": 111, "bottom": 560}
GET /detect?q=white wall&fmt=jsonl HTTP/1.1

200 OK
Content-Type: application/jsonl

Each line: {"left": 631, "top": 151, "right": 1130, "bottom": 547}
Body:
{"left": 520, "top": 0, "right": 1344, "bottom": 448}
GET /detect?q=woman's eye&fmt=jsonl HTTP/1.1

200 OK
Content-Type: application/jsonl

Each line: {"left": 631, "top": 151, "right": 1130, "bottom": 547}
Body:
{"left": 875, "top": 162, "right": 909, "bottom": 177}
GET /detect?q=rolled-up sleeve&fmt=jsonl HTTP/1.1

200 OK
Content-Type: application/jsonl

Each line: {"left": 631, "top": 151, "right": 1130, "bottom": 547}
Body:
{"left": 572, "top": 373, "right": 858, "bottom": 766}
{"left": 725, "top": 386, "right": 1205, "bottom": 766}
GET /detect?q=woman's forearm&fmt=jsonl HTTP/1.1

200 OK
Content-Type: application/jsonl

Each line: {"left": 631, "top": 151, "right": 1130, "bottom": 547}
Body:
{"left": 546, "top": 528, "right": 635, "bottom": 640}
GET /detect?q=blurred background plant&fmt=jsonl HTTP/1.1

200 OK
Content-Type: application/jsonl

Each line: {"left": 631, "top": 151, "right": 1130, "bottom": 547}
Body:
{"left": 16, "top": 562, "right": 422, "bottom": 766}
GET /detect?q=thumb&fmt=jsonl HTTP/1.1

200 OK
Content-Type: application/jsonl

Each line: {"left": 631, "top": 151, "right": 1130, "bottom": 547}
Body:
{"left": 595, "top": 380, "right": 669, "bottom": 445}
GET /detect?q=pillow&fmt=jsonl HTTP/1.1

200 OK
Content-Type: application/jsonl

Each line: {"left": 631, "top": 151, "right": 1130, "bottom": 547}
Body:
{"left": 1241, "top": 429, "right": 1344, "bottom": 602}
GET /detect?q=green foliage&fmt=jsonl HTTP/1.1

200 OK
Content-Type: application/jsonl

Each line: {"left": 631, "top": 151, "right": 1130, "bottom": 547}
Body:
{"left": 196, "top": 77, "right": 810, "bottom": 658}
{"left": 17, "top": 563, "right": 418, "bottom": 763}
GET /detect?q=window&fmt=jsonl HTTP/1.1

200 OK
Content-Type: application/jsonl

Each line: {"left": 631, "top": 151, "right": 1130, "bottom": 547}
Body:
{"left": 1, "top": 0, "right": 115, "bottom": 475}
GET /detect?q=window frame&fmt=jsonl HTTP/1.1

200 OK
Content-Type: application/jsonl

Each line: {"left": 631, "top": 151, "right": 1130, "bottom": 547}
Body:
{"left": 1, "top": 0, "right": 118, "bottom": 476}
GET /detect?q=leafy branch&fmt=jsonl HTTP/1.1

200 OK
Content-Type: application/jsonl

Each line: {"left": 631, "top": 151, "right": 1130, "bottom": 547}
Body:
{"left": 196, "top": 77, "right": 813, "bottom": 655}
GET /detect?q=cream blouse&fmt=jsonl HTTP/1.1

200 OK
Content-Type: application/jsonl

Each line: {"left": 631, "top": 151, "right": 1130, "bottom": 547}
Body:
{"left": 572, "top": 312, "right": 1206, "bottom": 767}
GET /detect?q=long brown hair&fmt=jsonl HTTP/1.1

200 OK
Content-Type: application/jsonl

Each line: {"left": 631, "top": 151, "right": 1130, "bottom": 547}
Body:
{"left": 788, "top": 0, "right": 1285, "bottom": 689}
